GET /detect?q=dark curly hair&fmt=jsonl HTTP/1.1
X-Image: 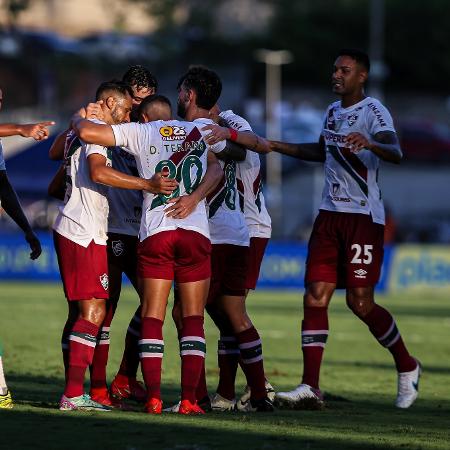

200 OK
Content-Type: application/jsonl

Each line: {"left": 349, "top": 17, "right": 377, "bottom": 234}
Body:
{"left": 177, "top": 66, "right": 222, "bottom": 110}
{"left": 95, "top": 80, "right": 132, "bottom": 101}
{"left": 122, "top": 65, "right": 158, "bottom": 92}
{"left": 138, "top": 94, "right": 172, "bottom": 116}
{"left": 338, "top": 49, "right": 370, "bottom": 73}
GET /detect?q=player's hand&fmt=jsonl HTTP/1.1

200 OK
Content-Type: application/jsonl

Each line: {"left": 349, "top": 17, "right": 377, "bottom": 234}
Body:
{"left": 85, "top": 101, "right": 104, "bottom": 121}
{"left": 146, "top": 172, "right": 178, "bottom": 195}
{"left": 345, "top": 132, "right": 372, "bottom": 153}
{"left": 165, "top": 194, "right": 199, "bottom": 219}
{"left": 25, "top": 231, "right": 42, "bottom": 260}
{"left": 202, "top": 124, "right": 230, "bottom": 145}
{"left": 19, "top": 121, "right": 55, "bottom": 141}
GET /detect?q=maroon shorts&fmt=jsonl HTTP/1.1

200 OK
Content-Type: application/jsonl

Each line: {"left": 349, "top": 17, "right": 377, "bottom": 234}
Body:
{"left": 207, "top": 244, "right": 250, "bottom": 303}
{"left": 305, "top": 210, "right": 384, "bottom": 288}
{"left": 53, "top": 231, "right": 109, "bottom": 301}
{"left": 246, "top": 237, "right": 269, "bottom": 290}
{"left": 137, "top": 229, "right": 211, "bottom": 283}
{"left": 107, "top": 232, "right": 139, "bottom": 301}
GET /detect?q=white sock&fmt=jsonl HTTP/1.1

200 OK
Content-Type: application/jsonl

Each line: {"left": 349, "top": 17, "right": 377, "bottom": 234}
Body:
{"left": 0, "top": 357, "right": 8, "bottom": 395}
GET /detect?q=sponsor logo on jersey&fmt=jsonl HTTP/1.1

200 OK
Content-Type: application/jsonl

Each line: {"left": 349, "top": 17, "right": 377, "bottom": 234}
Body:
{"left": 354, "top": 268, "right": 367, "bottom": 279}
{"left": 111, "top": 240, "right": 124, "bottom": 256}
{"left": 100, "top": 273, "right": 109, "bottom": 290}
{"left": 323, "top": 129, "right": 346, "bottom": 145}
{"left": 159, "top": 126, "right": 186, "bottom": 140}
{"left": 367, "top": 102, "right": 387, "bottom": 127}
{"left": 332, "top": 196, "right": 351, "bottom": 202}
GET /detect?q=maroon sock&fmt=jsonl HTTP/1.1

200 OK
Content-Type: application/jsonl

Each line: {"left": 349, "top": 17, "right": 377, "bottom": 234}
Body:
{"left": 90, "top": 302, "right": 115, "bottom": 390}
{"left": 139, "top": 317, "right": 164, "bottom": 400}
{"left": 61, "top": 319, "right": 73, "bottom": 381}
{"left": 64, "top": 318, "right": 99, "bottom": 398}
{"left": 118, "top": 306, "right": 141, "bottom": 378}
{"left": 180, "top": 315, "right": 206, "bottom": 403}
{"left": 195, "top": 360, "right": 209, "bottom": 402}
{"left": 361, "top": 304, "right": 416, "bottom": 372}
{"left": 236, "top": 327, "right": 266, "bottom": 400}
{"left": 216, "top": 335, "right": 239, "bottom": 400}
{"left": 301, "top": 306, "right": 328, "bottom": 389}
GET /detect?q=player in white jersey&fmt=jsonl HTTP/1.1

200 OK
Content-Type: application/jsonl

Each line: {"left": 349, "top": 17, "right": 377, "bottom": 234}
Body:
{"left": 264, "top": 49, "right": 420, "bottom": 409}
{"left": 54, "top": 81, "right": 177, "bottom": 412}
{"left": 0, "top": 87, "right": 50, "bottom": 408}
{"left": 71, "top": 66, "right": 229, "bottom": 415}
{"left": 93, "top": 67, "right": 160, "bottom": 406}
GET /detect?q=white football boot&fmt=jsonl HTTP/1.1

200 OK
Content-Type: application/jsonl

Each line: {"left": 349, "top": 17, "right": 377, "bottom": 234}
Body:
{"left": 395, "top": 360, "right": 422, "bottom": 409}
{"left": 210, "top": 392, "right": 236, "bottom": 411}
{"left": 236, "top": 380, "right": 276, "bottom": 411}
{"left": 275, "top": 383, "right": 323, "bottom": 409}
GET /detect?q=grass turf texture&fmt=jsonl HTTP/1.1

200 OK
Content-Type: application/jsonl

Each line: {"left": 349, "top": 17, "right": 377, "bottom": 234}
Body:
{"left": 0, "top": 282, "right": 449, "bottom": 450}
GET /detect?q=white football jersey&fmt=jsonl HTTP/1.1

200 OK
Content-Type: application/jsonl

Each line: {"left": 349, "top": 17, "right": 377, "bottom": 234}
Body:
{"left": 220, "top": 110, "right": 271, "bottom": 239}
{"left": 107, "top": 148, "right": 142, "bottom": 236}
{"left": 53, "top": 128, "right": 111, "bottom": 247}
{"left": 111, "top": 118, "right": 225, "bottom": 242}
{"left": 320, "top": 97, "right": 396, "bottom": 225}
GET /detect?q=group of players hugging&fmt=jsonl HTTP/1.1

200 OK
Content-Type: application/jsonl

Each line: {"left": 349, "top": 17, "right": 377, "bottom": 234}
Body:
{"left": 0, "top": 49, "right": 421, "bottom": 414}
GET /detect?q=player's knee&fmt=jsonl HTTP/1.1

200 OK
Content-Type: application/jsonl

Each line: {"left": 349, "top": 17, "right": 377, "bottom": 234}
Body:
{"left": 304, "top": 285, "right": 332, "bottom": 308}
{"left": 346, "top": 289, "right": 374, "bottom": 318}
{"left": 79, "top": 302, "right": 106, "bottom": 326}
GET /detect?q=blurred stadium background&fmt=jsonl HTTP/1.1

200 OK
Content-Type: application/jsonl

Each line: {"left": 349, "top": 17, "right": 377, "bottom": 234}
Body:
{"left": 0, "top": 0, "right": 449, "bottom": 294}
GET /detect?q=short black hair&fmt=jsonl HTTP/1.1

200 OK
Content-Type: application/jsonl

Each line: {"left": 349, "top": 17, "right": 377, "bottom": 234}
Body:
{"left": 122, "top": 65, "right": 158, "bottom": 92}
{"left": 338, "top": 49, "right": 370, "bottom": 73}
{"left": 177, "top": 66, "right": 222, "bottom": 110}
{"left": 95, "top": 80, "right": 131, "bottom": 101}
{"left": 138, "top": 94, "right": 172, "bottom": 116}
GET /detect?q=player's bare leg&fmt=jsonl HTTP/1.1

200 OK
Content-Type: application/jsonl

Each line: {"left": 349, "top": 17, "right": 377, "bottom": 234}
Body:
{"left": 276, "top": 281, "right": 335, "bottom": 409}
{"left": 346, "top": 287, "right": 420, "bottom": 408}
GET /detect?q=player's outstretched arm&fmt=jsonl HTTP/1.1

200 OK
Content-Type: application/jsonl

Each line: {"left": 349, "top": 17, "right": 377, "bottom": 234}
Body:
{"left": 269, "top": 136, "right": 326, "bottom": 162}
{"left": 0, "top": 121, "right": 55, "bottom": 141}
{"left": 345, "top": 130, "right": 403, "bottom": 164}
{"left": 202, "top": 124, "right": 271, "bottom": 154}
{"left": 49, "top": 129, "right": 70, "bottom": 161}
{"left": 0, "top": 170, "right": 41, "bottom": 259}
{"left": 88, "top": 153, "right": 178, "bottom": 195}
{"left": 165, "top": 151, "right": 223, "bottom": 219}
{"left": 71, "top": 111, "right": 116, "bottom": 147}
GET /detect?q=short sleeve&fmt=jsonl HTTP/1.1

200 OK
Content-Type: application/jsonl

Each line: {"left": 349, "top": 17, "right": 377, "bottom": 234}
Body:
{"left": 85, "top": 143, "right": 108, "bottom": 159}
{"left": 111, "top": 122, "right": 145, "bottom": 156}
{"left": 0, "top": 141, "right": 5, "bottom": 171}
{"left": 366, "top": 100, "right": 396, "bottom": 136}
{"left": 220, "top": 111, "right": 253, "bottom": 132}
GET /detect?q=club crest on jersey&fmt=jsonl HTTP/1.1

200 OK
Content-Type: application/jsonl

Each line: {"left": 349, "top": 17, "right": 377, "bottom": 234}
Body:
{"left": 347, "top": 113, "right": 359, "bottom": 126}
{"left": 111, "top": 240, "right": 124, "bottom": 256}
{"left": 99, "top": 273, "right": 109, "bottom": 290}
{"left": 159, "top": 126, "right": 186, "bottom": 141}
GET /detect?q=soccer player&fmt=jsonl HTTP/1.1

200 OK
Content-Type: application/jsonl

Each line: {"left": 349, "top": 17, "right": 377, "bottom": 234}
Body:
{"left": 199, "top": 106, "right": 274, "bottom": 412}
{"left": 0, "top": 87, "right": 50, "bottom": 408}
{"left": 71, "top": 66, "right": 231, "bottom": 415}
{"left": 91, "top": 67, "right": 160, "bottom": 405}
{"left": 266, "top": 49, "right": 420, "bottom": 409}
{"left": 55, "top": 80, "right": 176, "bottom": 411}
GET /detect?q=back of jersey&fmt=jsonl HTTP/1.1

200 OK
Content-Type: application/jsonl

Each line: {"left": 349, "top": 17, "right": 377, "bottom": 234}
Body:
{"left": 111, "top": 119, "right": 225, "bottom": 242}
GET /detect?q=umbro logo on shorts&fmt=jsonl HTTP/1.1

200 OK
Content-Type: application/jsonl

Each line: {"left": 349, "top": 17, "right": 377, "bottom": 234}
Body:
{"left": 112, "top": 240, "right": 124, "bottom": 257}
{"left": 100, "top": 273, "right": 109, "bottom": 291}
{"left": 354, "top": 269, "right": 368, "bottom": 279}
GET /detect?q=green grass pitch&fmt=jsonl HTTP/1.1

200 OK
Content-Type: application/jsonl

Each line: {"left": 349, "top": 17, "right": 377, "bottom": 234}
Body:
{"left": 0, "top": 282, "right": 449, "bottom": 449}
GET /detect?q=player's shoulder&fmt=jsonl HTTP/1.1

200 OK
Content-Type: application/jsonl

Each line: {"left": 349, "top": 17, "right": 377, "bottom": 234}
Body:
{"left": 362, "top": 97, "right": 394, "bottom": 129}
{"left": 326, "top": 100, "right": 341, "bottom": 112}
{"left": 220, "top": 110, "right": 252, "bottom": 132}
